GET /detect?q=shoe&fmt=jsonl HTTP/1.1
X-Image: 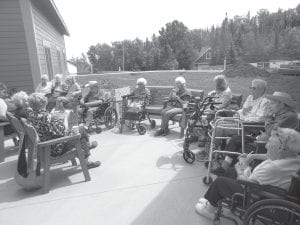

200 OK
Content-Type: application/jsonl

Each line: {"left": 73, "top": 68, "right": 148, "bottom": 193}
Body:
{"left": 211, "top": 167, "right": 225, "bottom": 176}
{"left": 154, "top": 129, "right": 165, "bottom": 136}
{"left": 195, "top": 203, "right": 215, "bottom": 220}
{"left": 88, "top": 141, "right": 98, "bottom": 150}
{"left": 198, "top": 198, "right": 208, "bottom": 204}
{"left": 161, "top": 129, "right": 170, "bottom": 136}
{"left": 87, "top": 161, "right": 101, "bottom": 169}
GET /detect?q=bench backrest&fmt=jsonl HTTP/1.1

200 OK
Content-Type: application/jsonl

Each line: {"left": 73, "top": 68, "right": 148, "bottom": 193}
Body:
{"left": 146, "top": 86, "right": 204, "bottom": 105}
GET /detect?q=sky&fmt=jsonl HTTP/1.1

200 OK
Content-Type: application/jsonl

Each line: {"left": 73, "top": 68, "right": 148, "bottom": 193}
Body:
{"left": 54, "top": 0, "right": 300, "bottom": 59}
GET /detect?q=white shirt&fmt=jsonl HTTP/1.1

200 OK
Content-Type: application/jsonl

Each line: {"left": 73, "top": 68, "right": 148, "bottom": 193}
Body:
{"left": 238, "top": 95, "right": 269, "bottom": 122}
{"left": 249, "top": 157, "right": 300, "bottom": 191}
{"left": 0, "top": 98, "right": 7, "bottom": 119}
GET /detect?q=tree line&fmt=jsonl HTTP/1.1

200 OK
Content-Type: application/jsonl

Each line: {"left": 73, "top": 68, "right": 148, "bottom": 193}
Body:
{"left": 69, "top": 4, "right": 300, "bottom": 73}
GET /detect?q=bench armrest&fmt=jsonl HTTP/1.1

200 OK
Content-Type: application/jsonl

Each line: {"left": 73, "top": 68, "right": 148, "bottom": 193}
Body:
{"left": 38, "top": 134, "right": 81, "bottom": 147}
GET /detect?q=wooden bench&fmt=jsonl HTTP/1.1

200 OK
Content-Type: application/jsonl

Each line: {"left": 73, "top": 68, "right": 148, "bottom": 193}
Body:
{"left": 145, "top": 86, "right": 204, "bottom": 138}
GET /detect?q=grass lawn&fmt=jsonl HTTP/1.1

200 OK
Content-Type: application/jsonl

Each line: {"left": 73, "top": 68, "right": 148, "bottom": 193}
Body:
{"left": 75, "top": 71, "right": 300, "bottom": 111}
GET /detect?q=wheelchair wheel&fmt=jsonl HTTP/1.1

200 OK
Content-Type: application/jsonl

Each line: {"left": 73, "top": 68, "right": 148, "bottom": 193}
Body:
{"left": 104, "top": 107, "right": 118, "bottom": 129}
{"left": 150, "top": 120, "right": 156, "bottom": 129}
{"left": 243, "top": 199, "right": 300, "bottom": 225}
{"left": 202, "top": 176, "right": 213, "bottom": 185}
{"left": 183, "top": 150, "right": 195, "bottom": 164}
{"left": 137, "top": 125, "right": 146, "bottom": 135}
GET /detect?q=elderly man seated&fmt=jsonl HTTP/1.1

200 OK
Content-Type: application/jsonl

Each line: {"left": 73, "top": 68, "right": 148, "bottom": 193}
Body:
{"left": 78, "top": 81, "right": 107, "bottom": 128}
{"left": 56, "top": 75, "right": 81, "bottom": 109}
{"left": 195, "top": 128, "right": 300, "bottom": 220}
{"left": 154, "top": 76, "right": 192, "bottom": 137}
{"left": 212, "top": 90, "right": 299, "bottom": 176}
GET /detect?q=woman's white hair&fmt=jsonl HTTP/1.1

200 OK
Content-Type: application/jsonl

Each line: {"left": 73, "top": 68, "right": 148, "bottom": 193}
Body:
{"left": 175, "top": 76, "right": 186, "bottom": 84}
{"left": 12, "top": 91, "right": 28, "bottom": 108}
{"left": 54, "top": 74, "right": 63, "bottom": 80}
{"left": 41, "top": 74, "right": 49, "bottom": 81}
{"left": 274, "top": 128, "right": 300, "bottom": 154}
{"left": 137, "top": 78, "right": 147, "bottom": 85}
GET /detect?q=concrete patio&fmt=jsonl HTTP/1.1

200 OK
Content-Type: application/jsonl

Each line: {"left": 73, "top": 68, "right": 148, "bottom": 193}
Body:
{"left": 0, "top": 121, "right": 235, "bottom": 225}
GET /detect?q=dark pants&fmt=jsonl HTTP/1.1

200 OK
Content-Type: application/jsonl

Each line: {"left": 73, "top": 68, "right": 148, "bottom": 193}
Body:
{"left": 160, "top": 107, "right": 183, "bottom": 130}
{"left": 204, "top": 176, "right": 244, "bottom": 207}
{"left": 225, "top": 135, "right": 256, "bottom": 163}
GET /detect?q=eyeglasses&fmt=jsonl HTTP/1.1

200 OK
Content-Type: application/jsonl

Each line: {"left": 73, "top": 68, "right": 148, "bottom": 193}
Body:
{"left": 249, "top": 86, "right": 257, "bottom": 90}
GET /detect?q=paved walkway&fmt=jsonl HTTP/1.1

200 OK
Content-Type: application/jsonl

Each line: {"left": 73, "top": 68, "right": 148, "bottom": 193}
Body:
{"left": 0, "top": 123, "right": 235, "bottom": 225}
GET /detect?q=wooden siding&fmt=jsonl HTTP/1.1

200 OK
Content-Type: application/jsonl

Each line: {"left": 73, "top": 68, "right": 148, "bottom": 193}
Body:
{"left": 0, "top": 0, "right": 34, "bottom": 93}
{"left": 31, "top": 1, "right": 67, "bottom": 81}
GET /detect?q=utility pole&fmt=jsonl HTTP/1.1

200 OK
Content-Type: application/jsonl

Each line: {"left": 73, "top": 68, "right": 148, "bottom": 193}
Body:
{"left": 112, "top": 41, "right": 125, "bottom": 71}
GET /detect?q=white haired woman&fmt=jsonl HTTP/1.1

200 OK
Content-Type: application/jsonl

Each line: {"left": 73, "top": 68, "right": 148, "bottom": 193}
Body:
{"left": 195, "top": 127, "right": 300, "bottom": 220}
{"left": 27, "top": 93, "right": 100, "bottom": 169}
{"left": 56, "top": 75, "right": 81, "bottom": 108}
{"left": 128, "top": 78, "right": 150, "bottom": 109}
{"left": 11, "top": 91, "right": 32, "bottom": 119}
{"left": 154, "top": 76, "right": 191, "bottom": 136}
{"left": 35, "top": 74, "right": 52, "bottom": 96}
{"left": 208, "top": 74, "right": 232, "bottom": 110}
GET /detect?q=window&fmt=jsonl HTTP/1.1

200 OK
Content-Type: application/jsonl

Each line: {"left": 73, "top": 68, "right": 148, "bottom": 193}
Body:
{"left": 44, "top": 47, "right": 53, "bottom": 79}
{"left": 57, "top": 50, "right": 62, "bottom": 74}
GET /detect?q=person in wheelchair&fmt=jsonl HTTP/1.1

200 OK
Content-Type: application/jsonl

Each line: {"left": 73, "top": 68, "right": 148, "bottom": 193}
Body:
{"left": 154, "top": 76, "right": 191, "bottom": 136}
{"left": 127, "top": 78, "right": 150, "bottom": 112}
{"left": 212, "top": 91, "right": 299, "bottom": 176}
{"left": 27, "top": 93, "right": 100, "bottom": 169}
{"left": 78, "top": 81, "right": 107, "bottom": 129}
{"left": 195, "top": 127, "right": 300, "bottom": 221}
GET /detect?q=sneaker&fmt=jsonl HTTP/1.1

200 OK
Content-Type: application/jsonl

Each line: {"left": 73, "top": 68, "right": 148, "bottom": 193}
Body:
{"left": 195, "top": 203, "right": 215, "bottom": 220}
{"left": 87, "top": 161, "right": 101, "bottom": 169}
{"left": 211, "top": 167, "right": 225, "bottom": 176}
{"left": 198, "top": 198, "right": 208, "bottom": 204}
{"left": 161, "top": 129, "right": 170, "bottom": 136}
{"left": 88, "top": 141, "right": 98, "bottom": 150}
{"left": 154, "top": 129, "right": 165, "bottom": 136}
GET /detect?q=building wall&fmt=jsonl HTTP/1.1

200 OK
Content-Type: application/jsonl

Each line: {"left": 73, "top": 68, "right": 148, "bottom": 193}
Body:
{"left": 31, "top": 0, "right": 67, "bottom": 81}
{"left": 0, "top": 0, "right": 34, "bottom": 93}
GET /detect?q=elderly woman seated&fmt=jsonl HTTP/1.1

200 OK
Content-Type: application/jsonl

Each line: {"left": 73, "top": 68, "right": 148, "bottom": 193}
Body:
{"left": 127, "top": 78, "right": 150, "bottom": 111}
{"left": 207, "top": 74, "right": 232, "bottom": 111}
{"left": 11, "top": 91, "right": 32, "bottom": 119}
{"left": 195, "top": 127, "right": 300, "bottom": 220}
{"left": 27, "top": 93, "right": 100, "bottom": 169}
{"left": 46, "top": 74, "right": 66, "bottom": 111}
{"left": 35, "top": 74, "right": 52, "bottom": 96}
{"left": 212, "top": 91, "right": 299, "bottom": 176}
{"left": 154, "top": 76, "right": 191, "bottom": 136}
{"left": 56, "top": 75, "right": 81, "bottom": 109}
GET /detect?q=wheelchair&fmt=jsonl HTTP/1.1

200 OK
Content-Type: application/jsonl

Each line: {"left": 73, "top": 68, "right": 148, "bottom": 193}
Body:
{"left": 79, "top": 98, "right": 118, "bottom": 133}
{"left": 182, "top": 96, "right": 222, "bottom": 164}
{"left": 214, "top": 169, "right": 300, "bottom": 225}
{"left": 119, "top": 94, "right": 156, "bottom": 135}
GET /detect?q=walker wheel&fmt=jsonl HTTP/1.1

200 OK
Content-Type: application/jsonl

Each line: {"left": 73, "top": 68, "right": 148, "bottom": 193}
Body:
{"left": 137, "top": 125, "right": 146, "bottom": 135}
{"left": 202, "top": 176, "right": 213, "bottom": 185}
{"left": 150, "top": 120, "right": 156, "bottom": 129}
{"left": 183, "top": 150, "right": 195, "bottom": 164}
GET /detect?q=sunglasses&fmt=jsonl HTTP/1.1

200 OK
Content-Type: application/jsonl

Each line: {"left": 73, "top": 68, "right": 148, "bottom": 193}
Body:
{"left": 249, "top": 86, "right": 257, "bottom": 90}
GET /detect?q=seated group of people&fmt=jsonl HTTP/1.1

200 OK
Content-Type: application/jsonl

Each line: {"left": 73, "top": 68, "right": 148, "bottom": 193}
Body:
{"left": 1, "top": 72, "right": 299, "bottom": 218}
{"left": 127, "top": 74, "right": 300, "bottom": 221}
{"left": 0, "top": 75, "right": 104, "bottom": 169}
